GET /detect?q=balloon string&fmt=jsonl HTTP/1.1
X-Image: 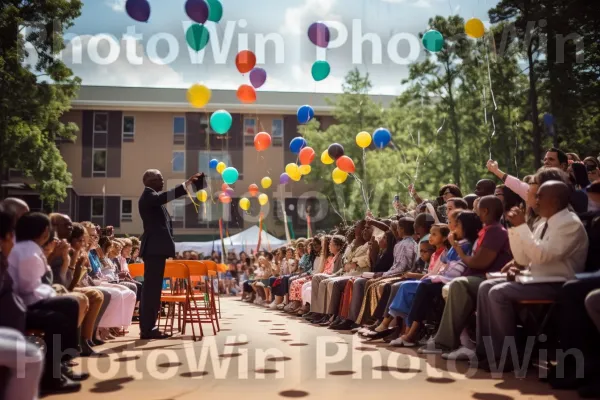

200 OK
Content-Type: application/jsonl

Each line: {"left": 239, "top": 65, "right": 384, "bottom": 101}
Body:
{"left": 184, "top": 185, "right": 200, "bottom": 214}
{"left": 489, "top": 115, "right": 496, "bottom": 161}
{"left": 484, "top": 33, "right": 497, "bottom": 110}
{"left": 350, "top": 173, "right": 370, "bottom": 211}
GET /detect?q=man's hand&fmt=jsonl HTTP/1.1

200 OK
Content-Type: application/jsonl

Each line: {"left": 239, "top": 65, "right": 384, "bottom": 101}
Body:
{"left": 408, "top": 184, "right": 416, "bottom": 197}
{"left": 507, "top": 266, "right": 521, "bottom": 282}
{"left": 486, "top": 159, "right": 500, "bottom": 175}
{"left": 186, "top": 172, "right": 205, "bottom": 187}
{"left": 506, "top": 206, "right": 526, "bottom": 227}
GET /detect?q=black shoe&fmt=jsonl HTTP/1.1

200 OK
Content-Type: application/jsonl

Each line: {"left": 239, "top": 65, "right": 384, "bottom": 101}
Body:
{"left": 329, "top": 318, "right": 346, "bottom": 330}
{"left": 320, "top": 316, "right": 335, "bottom": 327}
{"left": 140, "top": 330, "right": 171, "bottom": 340}
{"left": 91, "top": 337, "right": 105, "bottom": 346}
{"left": 62, "top": 365, "right": 90, "bottom": 381}
{"left": 364, "top": 328, "right": 396, "bottom": 341}
{"left": 307, "top": 313, "right": 323, "bottom": 322}
{"left": 311, "top": 315, "right": 328, "bottom": 324}
{"left": 383, "top": 327, "right": 402, "bottom": 343}
{"left": 79, "top": 340, "right": 97, "bottom": 357}
{"left": 41, "top": 375, "right": 81, "bottom": 395}
{"left": 333, "top": 319, "right": 359, "bottom": 331}
{"left": 303, "top": 312, "right": 317, "bottom": 320}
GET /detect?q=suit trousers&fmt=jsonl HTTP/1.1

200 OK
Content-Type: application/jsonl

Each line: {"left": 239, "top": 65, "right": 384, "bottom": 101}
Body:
{"left": 586, "top": 288, "right": 600, "bottom": 332}
{"left": 140, "top": 255, "right": 167, "bottom": 335}
{"left": 326, "top": 276, "right": 353, "bottom": 315}
{"left": 0, "top": 327, "right": 44, "bottom": 400}
{"left": 348, "top": 278, "right": 368, "bottom": 322}
{"left": 310, "top": 274, "right": 332, "bottom": 314}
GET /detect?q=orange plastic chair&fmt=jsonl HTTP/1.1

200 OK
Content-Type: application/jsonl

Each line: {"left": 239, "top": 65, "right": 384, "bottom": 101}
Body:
{"left": 202, "top": 260, "right": 222, "bottom": 318}
{"left": 128, "top": 263, "right": 144, "bottom": 279}
{"left": 181, "top": 261, "right": 219, "bottom": 337}
{"left": 158, "top": 262, "right": 196, "bottom": 338}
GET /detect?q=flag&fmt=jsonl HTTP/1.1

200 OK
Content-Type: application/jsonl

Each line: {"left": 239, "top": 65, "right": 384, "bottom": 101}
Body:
{"left": 218, "top": 218, "right": 226, "bottom": 264}
{"left": 256, "top": 213, "right": 263, "bottom": 253}
{"left": 307, "top": 214, "right": 312, "bottom": 238}
{"left": 281, "top": 201, "right": 291, "bottom": 243}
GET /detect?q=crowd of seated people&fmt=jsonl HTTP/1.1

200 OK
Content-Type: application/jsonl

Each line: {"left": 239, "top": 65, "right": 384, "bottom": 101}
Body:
{"left": 0, "top": 198, "right": 143, "bottom": 397}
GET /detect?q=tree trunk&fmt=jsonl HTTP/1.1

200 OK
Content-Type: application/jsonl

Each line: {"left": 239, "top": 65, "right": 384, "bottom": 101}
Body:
{"left": 446, "top": 67, "right": 461, "bottom": 186}
{"left": 527, "top": 42, "right": 542, "bottom": 170}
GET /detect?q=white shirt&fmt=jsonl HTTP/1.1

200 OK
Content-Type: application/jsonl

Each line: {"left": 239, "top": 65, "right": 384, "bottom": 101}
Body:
{"left": 7, "top": 241, "right": 56, "bottom": 306}
{"left": 509, "top": 208, "right": 589, "bottom": 279}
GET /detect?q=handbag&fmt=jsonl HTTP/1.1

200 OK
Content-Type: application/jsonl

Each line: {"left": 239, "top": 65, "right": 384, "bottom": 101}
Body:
{"left": 0, "top": 269, "right": 27, "bottom": 334}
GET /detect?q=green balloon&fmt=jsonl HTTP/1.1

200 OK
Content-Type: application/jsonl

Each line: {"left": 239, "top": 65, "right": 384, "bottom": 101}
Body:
{"left": 311, "top": 60, "right": 330, "bottom": 82}
{"left": 210, "top": 110, "right": 232, "bottom": 134}
{"left": 206, "top": 0, "right": 223, "bottom": 22}
{"left": 422, "top": 29, "right": 444, "bottom": 53}
{"left": 186, "top": 24, "right": 210, "bottom": 51}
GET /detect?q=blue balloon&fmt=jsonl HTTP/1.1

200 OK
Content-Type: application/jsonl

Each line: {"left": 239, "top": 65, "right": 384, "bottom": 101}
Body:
{"left": 543, "top": 113, "right": 554, "bottom": 126}
{"left": 209, "top": 159, "right": 218, "bottom": 169}
{"left": 372, "top": 128, "right": 391, "bottom": 149}
{"left": 289, "top": 137, "right": 307, "bottom": 154}
{"left": 297, "top": 105, "right": 315, "bottom": 124}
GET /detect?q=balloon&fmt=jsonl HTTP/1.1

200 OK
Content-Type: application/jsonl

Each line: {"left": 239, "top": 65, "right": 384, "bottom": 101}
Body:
{"left": 210, "top": 110, "right": 232, "bottom": 134}
{"left": 209, "top": 159, "right": 218, "bottom": 169}
{"left": 186, "top": 24, "right": 210, "bottom": 51}
{"left": 332, "top": 168, "right": 348, "bottom": 184}
{"left": 185, "top": 0, "right": 209, "bottom": 23}
{"left": 254, "top": 132, "right": 271, "bottom": 151}
{"left": 216, "top": 162, "right": 226, "bottom": 174}
{"left": 299, "top": 165, "right": 312, "bottom": 175}
{"left": 297, "top": 105, "right": 315, "bottom": 124}
{"left": 321, "top": 150, "right": 334, "bottom": 165}
{"left": 261, "top": 177, "right": 272, "bottom": 189}
{"left": 222, "top": 167, "right": 239, "bottom": 185}
{"left": 239, "top": 197, "right": 250, "bottom": 211}
{"left": 336, "top": 155, "right": 355, "bottom": 174}
{"left": 235, "top": 50, "right": 256, "bottom": 74}
{"left": 311, "top": 60, "right": 330, "bottom": 81}
{"left": 279, "top": 173, "right": 290, "bottom": 185}
{"left": 219, "top": 193, "right": 231, "bottom": 203}
{"left": 236, "top": 84, "right": 256, "bottom": 104}
{"left": 258, "top": 193, "right": 269, "bottom": 206}
{"left": 356, "top": 131, "right": 372, "bottom": 148}
{"left": 285, "top": 163, "right": 300, "bottom": 177}
{"left": 206, "top": 0, "right": 223, "bottom": 22}
{"left": 125, "top": 0, "right": 150, "bottom": 22}
{"left": 249, "top": 184, "right": 259, "bottom": 197}
{"left": 196, "top": 189, "right": 208, "bottom": 202}
{"left": 422, "top": 29, "right": 444, "bottom": 53}
{"left": 299, "top": 146, "right": 316, "bottom": 165}
{"left": 327, "top": 143, "right": 344, "bottom": 160}
{"left": 372, "top": 128, "right": 392, "bottom": 148}
{"left": 221, "top": 183, "right": 230, "bottom": 192}
{"left": 289, "top": 137, "right": 307, "bottom": 154}
{"left": 465, "top": 18, "right": 485, "bottom": 39}
{"left": 186, "top": 84, "right": 211, "bottom": 108}
{"left": 308, "top": 22, "right": 330, "bottom": 48}
{"left": 289, "top": 171, "right": 302, "bottom": 182}
{"left": 543, "top": 113, "right": 554, "bottom": 126}
{"left": 249, "top": 67, "right": 267, "bottom": 89}
{"left": 226, "top": 187, "right": 234, "bottom": 196}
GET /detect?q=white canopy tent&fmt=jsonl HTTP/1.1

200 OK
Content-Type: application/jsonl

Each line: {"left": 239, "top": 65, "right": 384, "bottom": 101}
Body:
{"left": 175, "top": 225, "right": 287, "bottom": 255}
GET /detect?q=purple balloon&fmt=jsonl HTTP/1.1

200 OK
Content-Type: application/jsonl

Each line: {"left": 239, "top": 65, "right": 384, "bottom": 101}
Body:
{"left": 308, "top": 22, "right": 330, "bottom": 48}
{"left": 280, "top": 173, "right": 290, "bottom": 185}
{"left": 185, "top": 0, "right": 209, "bottom": 24}
{"left": 249, "top": 68, "right": 267, "bottom": 89}
{"left": 226, "top": 187, "right": 235, "bottom": 196}
{"left": 126, "top": 0, "right": 151, "bottom": 22}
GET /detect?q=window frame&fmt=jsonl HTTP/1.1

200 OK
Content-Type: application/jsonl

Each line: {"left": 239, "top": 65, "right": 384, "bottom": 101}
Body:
{"left": 122, "top": 115, "right": 135, "bottom": 141}
{"left": 172, "top": 151, "right": 185, "bottom": 173}
{"left": 272, "top": 118, "right": 284, "bottom": 146}
{"left": 93, "top": 112, "right": 108, "bottom": 133}
{"left": 121, "top": 199, "right": 133, "bottom": 222}
{"left": 92, "top": 148, "right": 107, "bottom": 176}
{"left": 170, "top": 198, "right": 186, "bottom": 224}
{"left": 91, "top": 197, "right": 105, "bottom": 218}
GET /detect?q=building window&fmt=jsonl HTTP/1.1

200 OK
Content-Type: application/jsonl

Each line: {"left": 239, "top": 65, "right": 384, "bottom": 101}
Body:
{"left": 243, "top": 117, "right": 256, "bottom": 136}
{"left": 171, "top": 199, "right": 185, "bottom": 223}
{"left": 199, "top": 116, "right": 216, "bottom": 135}
{"left": 121, "top": 199, "right": 132, "bottom": 222}
{"left": 272, "top": 118, "right": 284, "bottom": 146}
{"left": 123, "top": 116, "right": 135, "bottom": 142}
{"left": 172, "top": 151, "right": 185, "bottom": 173}
{"left": 93, "top": 112, "right": 108, "bottom": 133}
{"left": 91, "top": 198, "right": 104, "bottom": 218}
{"left": 173, "top": 116, "right": 185, "bottom": 145}
{"left": 199, "top": 151, "right": 233, "bottom": 179}
{"left": 92, "top": 149, "right": 107, "bottom": 177}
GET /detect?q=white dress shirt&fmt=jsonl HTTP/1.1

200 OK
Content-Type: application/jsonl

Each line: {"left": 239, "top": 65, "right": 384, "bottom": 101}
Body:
{"left": 7, "top": 241, "right": 56, "bottom": 306}
{"left": 509, "top": 208, "right": 589, "bottom": 279}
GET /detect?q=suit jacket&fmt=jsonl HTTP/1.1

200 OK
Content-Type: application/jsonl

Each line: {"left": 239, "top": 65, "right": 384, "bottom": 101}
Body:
{"left": 138, "top": 183, "right": 189, "bottom": 258}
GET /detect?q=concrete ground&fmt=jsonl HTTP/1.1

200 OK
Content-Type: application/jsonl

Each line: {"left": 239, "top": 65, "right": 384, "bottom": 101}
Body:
{"left": 54, "top": 297, "right": 579, "bottom": 400}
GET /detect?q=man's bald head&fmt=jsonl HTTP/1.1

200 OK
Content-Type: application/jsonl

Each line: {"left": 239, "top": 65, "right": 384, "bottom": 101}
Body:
{"left": 537, "top": 181, "right": 571, "bottom": 218}
{"left": 1, "top": 198, "right": 29, "bottom": 223}
{"left": 143, "top": 169, "right": 164, "bottom": 191}
{"left": 49, "top": 213, "right": 73, "bottom": 240}
{"left": 475, "top": 179, "right": 497, "bottom": 197}
{"left": 478, "top": 195, "right": 504, "bottom": 224}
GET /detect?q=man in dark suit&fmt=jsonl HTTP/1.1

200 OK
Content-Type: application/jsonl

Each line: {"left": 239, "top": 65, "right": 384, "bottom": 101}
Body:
{"left": 138, "top": 169, "right": 204, "bottom": 339}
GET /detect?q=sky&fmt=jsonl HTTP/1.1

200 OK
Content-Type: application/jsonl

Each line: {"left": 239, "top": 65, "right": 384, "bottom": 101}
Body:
{"left": 53, "top": 0, "right": 499, "bottom": 95}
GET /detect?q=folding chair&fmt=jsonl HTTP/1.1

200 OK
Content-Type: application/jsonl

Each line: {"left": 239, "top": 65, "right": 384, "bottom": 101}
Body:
{"left": 517, "top": 299, "right": 557, "bottom": 364}
{"left": 202, "top": 260, "right": 222, "bottom": 319}
{"left": 128, "top": 263, "right": 144, "bottom": 279}
{"left": 182, "top": 261, "right": 219, "bottom": 338}
{"left": 158, "top": 262, "right": 192, "bottom": 337}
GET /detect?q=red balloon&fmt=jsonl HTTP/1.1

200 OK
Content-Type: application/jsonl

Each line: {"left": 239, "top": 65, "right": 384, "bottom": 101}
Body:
{"left": 298, "top": 146, "right": 316, "bottom": 165}
{"left": 221, "top": 183, "right": 230, "bottom": 192}
{"left": 237, "top": 84, "right": 256, "bottom": 104}
{"left": 336, "top": 155, "right": 356, "bottom": 173}
{"left": 235, "top": 50, "right": 256, "bottom": 74}
{"left": 249, "top": 184, "right": 259, "bottom": 197}
{"left": 219, "top": 193, "right": 231, "bottom": 203}
{"left": 254, "top": 132, "right": 271, "bottom": 151}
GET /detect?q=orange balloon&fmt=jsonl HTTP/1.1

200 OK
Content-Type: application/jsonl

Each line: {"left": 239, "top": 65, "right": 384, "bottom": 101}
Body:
{"left": 221, "top": 183, "right": 230, "bottom": 192}
{"left": 219, "top": 193, "right": 232, "bottom": 203}
{"left": 237, "top": 84, "right": 256, "bottom": 104}
{"left": 298, "top": 146, "right": 316, "bottom": 165}
{"left": 235, "top": 50, "right": 256, "bottom": 74}
{"left": 249, "top": 184, "right": 259, "bottom": 197}
{"left": 254, "top": 132, "right": 272, "bottom": 151}
{"left": 336, "top": 155, "right": 356, "bottom": 173}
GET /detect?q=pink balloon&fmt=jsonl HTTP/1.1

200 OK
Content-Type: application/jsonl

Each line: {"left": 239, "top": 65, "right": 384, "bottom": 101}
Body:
{"left": 249, "top": 68, "right": 267, "bottom": 89}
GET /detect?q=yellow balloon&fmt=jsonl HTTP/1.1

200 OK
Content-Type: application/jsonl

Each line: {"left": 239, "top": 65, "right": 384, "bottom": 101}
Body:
{"left": 196, "top": 189, "right": 208, "bottom": 202}
{"left": 285, "top": 163, "right": 300, "bottom": 177}
{"left": 186, "top": 84, "right": 211, "bottom": 108}
{"left": 299, "top": 165, "right": 311, "bottom": 175}
{"left": 356, "top": 131, "right": 372, "bottom": 148}
{"left": 258, "top": 193, "right": 269, "bottom": 206}
{"left": 332, "top": 167, "right": 348, "bottom": 184}
{"left": 290, "top": 171, "right": 302, "bottom": 181}
{"left": 321, "top": 150, "right": 334, "bottom": 165}
{"left": 239, "top": 197, "right": 250, "bottom": 211}
{"left": 216, "top": 162, "right": 226, "bottom": 174}
{"left": 465, "top": 18, "right": 485, "bottom": 39}
{"left": 261, "top": 176, "right": 272, "bottom": 189}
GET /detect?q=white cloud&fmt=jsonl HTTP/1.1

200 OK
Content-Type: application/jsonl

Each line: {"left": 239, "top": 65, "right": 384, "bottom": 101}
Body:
{"left": 381, "top": 0, "right": 432, "bottom": 7}
{"left": 279, "top": 0, "right": 339, "bottom": 36}
{"left": 105, "top": 0, "right": 126, "bottom": 12}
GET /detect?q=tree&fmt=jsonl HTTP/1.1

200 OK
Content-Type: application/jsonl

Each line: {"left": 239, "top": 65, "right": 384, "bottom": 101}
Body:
{"left": 0, "top": 0, "right": 82, "bottom": 205}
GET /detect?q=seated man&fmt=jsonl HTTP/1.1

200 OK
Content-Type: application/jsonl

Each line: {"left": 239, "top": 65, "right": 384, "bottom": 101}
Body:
{"left": 474, "top": 181, "right": 589, "bottom": 372}
{"left": 420, "top": 196, "right": 512, "bottom": 355}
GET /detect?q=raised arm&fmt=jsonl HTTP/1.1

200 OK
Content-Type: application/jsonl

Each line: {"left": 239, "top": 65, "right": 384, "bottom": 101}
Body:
{"left": 487, "top": 160, "right": 529, "bottom": 200}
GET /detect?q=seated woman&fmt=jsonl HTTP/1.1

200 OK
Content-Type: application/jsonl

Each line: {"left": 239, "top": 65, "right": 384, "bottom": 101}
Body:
{"left": 250, "top": 256, "right": 272, "bottom": 305}
{"left": 390, "top": 211, "right": 480, "bottom": 348}
{"left": 295, "top": 235, "right": 329, "bottom": 316}
{"left": 284, "top": 237, "right": 321, "bottom": 313}
{"left": 270, "top": 245, "right": 301, "bottom": 309}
